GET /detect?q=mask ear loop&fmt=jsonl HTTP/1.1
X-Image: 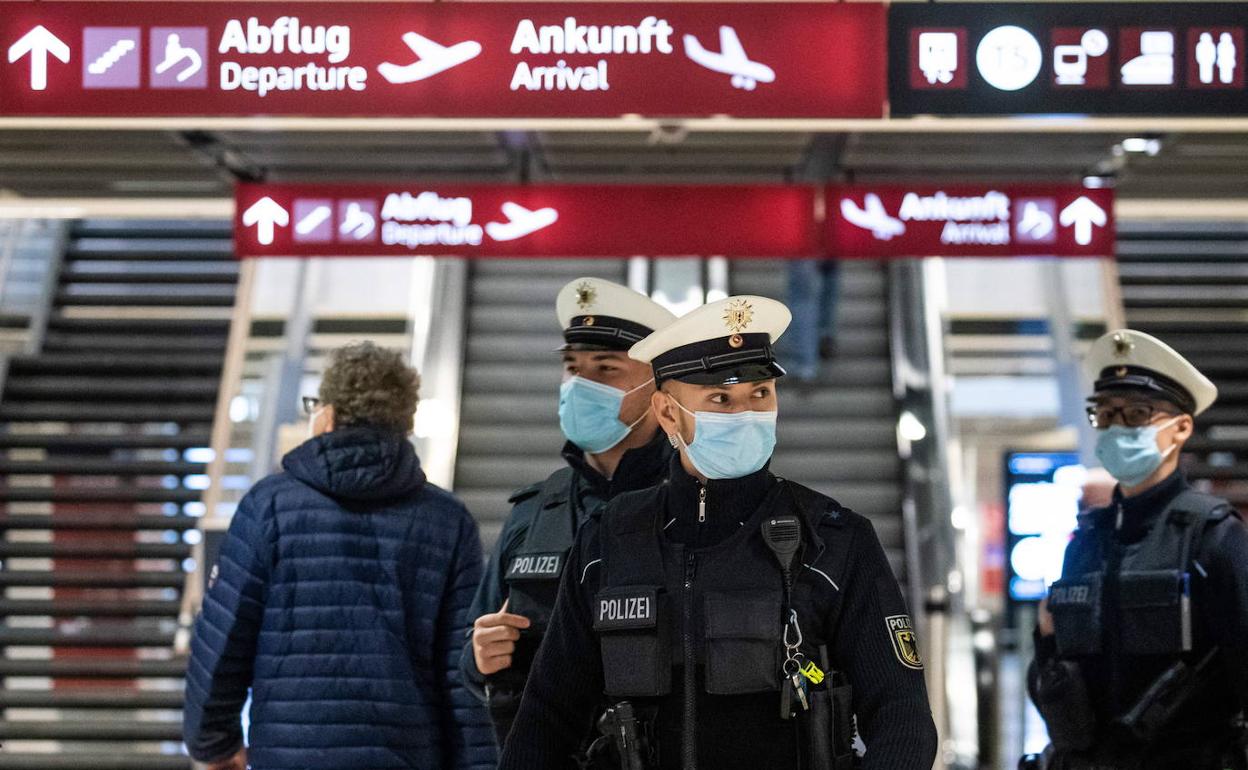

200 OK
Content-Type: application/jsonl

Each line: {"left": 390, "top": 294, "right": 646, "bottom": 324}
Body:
{"left": 615, "top": 378, "right": 655, "bottom": 438}
{"left": 1155, "top": 415, "right": 1185, "bottom": 460}
{"left": 666, "top": 396, "right": 697, "bottom": 451}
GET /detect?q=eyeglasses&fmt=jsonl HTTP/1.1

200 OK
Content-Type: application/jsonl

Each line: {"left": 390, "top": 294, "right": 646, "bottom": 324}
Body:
{"left": 302, "top": 396, "right": 322, "bottom": 416}
{"left": 1086, "top": 402, "right": 1178, "bottom": 429}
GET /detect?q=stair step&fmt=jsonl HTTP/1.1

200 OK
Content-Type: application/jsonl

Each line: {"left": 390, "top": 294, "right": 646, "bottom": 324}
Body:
{"left": 0, "top": 752, "right": 190, "bottom": 770}
{"left": 45, "top": 316, "right": 230, "bottom": 334}
{"left": 0, "top": 720, "right": 183, "bottom": 741}
{"left": 1118, "top": 263, "right": 1248, "bottom": 284}
{"left": 0, "top": 485, "right": 200, "bottom": 503}
{"left": 1185, "top": 462, "right": 1248, "bottom": 481}
{"left": 0, "top": 541, "right": 191, "bottom": 559}
{"left": 0, "top": 431, "right": 210, "bottom": 451}
{"left": 0, "top": 459, "right": 205, "bottom": 476}
{"left": 8, "top": 353, "right": 221, "bottom": 375}
{"left": 0, "top": 598, "right": 182, "bottom": 617}
{"left": 67, "top": 240, "right": 232, "bottom": 262}
{"left": 0, "top": 403, "right": 215, "bottom": 423}
{"left": 0, "top": 625, "right": 176, "bottom": 647}
{"left": 71, "top": 219, "right": 232, "bottom": 238}
{"left": 43, "top": 333, "right": 228, "bottom": 353}
{"left": 61, "top": 268, "right": 238, "bottom": 285}
{"left": 0, "top": 514, "right": 197, "bottom": 531}
{"left": 1186, "top": 436, "right": 1248, "bottom": 454}
{"left": 56, "top": 289, "right": 235, "bottom": 307}
{"left": 0, "top": 689, "right": 183, "bottom": 709}
{"left": 0, "top": 571, "right": 185, "bottom": 588}
{"left": 4, "top": 377, "right": 218, "bottom": 400}
{"left": 770, "top": 449, "right": 901, "bottom": 480}
{"left": 0, "top": 657, "right": 184, "bottom": 678}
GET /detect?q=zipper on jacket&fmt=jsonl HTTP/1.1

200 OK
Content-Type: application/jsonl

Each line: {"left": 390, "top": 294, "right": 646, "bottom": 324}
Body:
{"left": 682, "top": 550, "right": 698, "bottom": 770}
{"left": 1106, "top": 501, "right": 1125, "bottom": 716}
{"left": 698, "top": 484, "right": 706, "bottom": 524}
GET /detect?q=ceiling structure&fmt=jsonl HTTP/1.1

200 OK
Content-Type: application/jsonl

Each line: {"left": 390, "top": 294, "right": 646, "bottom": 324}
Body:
{"left": 1, "top": 128, "right": 1246, "bottom": 201}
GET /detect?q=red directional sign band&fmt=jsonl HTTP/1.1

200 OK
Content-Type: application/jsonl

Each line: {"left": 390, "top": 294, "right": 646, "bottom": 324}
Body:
{"left": 234, "top": 184, "right": 822, "bottom": 258}
{"left": 236, "top": 184, "right": 1115, "bottom": 259}
{"left": 827, "top": 185, "right": 1115, "bottom": 258}
{"left": 0, "top": 2, "right": 886, "bottom": 118}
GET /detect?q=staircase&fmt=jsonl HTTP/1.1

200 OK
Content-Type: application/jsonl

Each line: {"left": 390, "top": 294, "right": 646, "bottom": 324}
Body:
{"left": 730, "top": 259, "right": 907, "bottom": 573}
{"left": 0, "top": 220, "right": 236, "bottom": 769}
{"left": 1116, "top": 221, "right": 1248, "bottom": 509}
{"left": 453, "top": 259, "right": 630, "bottom": 548}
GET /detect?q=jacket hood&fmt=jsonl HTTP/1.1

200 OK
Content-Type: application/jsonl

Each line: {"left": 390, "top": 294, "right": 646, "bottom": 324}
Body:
{"left": 282, "top": 426, "right": 426, "bottom": 504}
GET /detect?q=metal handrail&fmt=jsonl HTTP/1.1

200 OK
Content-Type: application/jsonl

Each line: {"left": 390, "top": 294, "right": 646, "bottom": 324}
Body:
{"left": 411, "top": 258, "right": 468, "bottom": 489}
{"left": 176, "top": 257, "right": 256, "bottom": 654}
{"left": 887, "top": 258, "right": 960, "bottom": 769}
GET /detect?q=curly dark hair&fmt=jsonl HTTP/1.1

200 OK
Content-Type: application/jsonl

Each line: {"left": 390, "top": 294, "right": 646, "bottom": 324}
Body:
{"left": 318, "top": 342, "right": 420, "bottom": 435}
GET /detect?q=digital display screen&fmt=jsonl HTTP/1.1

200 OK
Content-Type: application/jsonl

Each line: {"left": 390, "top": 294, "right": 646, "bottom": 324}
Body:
{"left": 1005, "top": 451, "right": 1084, "bottom": 602}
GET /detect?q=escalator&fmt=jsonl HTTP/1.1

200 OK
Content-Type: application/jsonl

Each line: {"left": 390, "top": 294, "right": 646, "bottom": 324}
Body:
{"left": 730, "top": 259, "right": 907, "bottom": 573}
{"left": 453, "top": 257, "right": 907, "bottom": 570}
{"left": 0, "top": 220, "right": 236, "bottom": 769}
{"left": 452, "top": 258, "right": 629, "bottom": 547}
{"left": 1117, "top": 221, "right": 1248, "bottom": 509}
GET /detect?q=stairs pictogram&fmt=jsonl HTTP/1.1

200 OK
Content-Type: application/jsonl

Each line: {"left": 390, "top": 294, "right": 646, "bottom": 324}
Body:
{"left": 87, "top": 38, "right": 136, "bottom": 75}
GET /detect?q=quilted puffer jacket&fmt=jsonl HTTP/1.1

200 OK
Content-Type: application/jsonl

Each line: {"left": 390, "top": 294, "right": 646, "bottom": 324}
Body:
{"left": 183, "top": 426, "right": 496, "bottom": 769}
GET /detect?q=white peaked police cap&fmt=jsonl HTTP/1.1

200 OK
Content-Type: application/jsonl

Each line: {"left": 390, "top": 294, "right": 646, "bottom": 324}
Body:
{"left": 1084, "top": 328, "right": 1218, "bottom": 416}
{"left": 555, "top": 277, "right": 677, "bottom": 352}
{"left": 629, "top": 295, "right": 791, "bottom": 387}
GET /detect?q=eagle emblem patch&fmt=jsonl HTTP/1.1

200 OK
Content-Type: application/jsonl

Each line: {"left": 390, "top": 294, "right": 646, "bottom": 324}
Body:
{"left": 886, "top": 615, "right": 923, "bottom": 670}
{"left": 723, "top": 299, "right": 754, "bottom": 333}
{"left": 575, "top": 281, "right": 597, "bottom": 311}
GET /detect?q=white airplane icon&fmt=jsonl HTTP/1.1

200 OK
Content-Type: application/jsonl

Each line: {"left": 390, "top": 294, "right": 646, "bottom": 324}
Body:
{"left": 378, "top": 32, "right": 482, "bottom": 85}
{"left": 683, "top": 26, "right": 775, "bottom": 90}
{"left": 841, "top": 194, "right": 906, "bottom": 241}
{"left": 485, "top": 202, "right": 559, "bottom": 242}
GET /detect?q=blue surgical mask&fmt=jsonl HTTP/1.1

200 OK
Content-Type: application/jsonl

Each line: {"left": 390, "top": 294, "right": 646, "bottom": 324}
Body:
{"left": 1094, "top": 416, "right": 1180, "bottom": 487}
{"left": 670, "top": 397, "right": 777, "bottom": 480}
{"left": 559, "top": 376, "right": 652, "bottom": 454}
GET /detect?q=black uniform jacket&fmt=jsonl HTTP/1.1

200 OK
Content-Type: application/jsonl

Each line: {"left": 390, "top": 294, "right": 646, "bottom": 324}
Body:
{"left": 460, "top": 431, "right": 672, "bottom": 701}
{"left": 498, "top": 456, "right": 938, "bottom": 770}
{"left": 1033, "top": 471, "right": 1248, "bottom": 746}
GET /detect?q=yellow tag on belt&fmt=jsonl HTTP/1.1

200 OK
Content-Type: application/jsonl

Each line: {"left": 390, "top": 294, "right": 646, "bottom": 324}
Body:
{"left": 799, "top": 661, "right": 825, "bottom": 685}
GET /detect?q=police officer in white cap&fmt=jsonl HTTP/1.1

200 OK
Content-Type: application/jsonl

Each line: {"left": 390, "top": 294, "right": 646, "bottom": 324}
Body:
{"left": 461, "top": 278, "right": 677, "bottom": 748}
{"left": 499, "top": 296, "right": 937, "bottom": 770}
{"left": 1027, "top": 329, "right": 1248, "bottom": 770}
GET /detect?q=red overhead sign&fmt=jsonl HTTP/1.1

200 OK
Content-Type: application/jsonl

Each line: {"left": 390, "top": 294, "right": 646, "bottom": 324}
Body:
{"left": 827, "top": 185, "right": 1116, "bottom": 258}
{"left": 0, "top": 3, "right": 886, "bottom": 118}
{"left": 233, "top": 184, "right": 820, "bottom": 258}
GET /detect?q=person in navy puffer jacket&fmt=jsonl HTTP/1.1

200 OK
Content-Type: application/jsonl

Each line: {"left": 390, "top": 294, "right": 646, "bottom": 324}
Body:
{"left": 184, "top": 341, "right": 496, "bottom": 770}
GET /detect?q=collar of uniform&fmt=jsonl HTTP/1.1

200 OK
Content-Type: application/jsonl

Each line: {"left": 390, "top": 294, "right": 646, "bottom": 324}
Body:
{"left": 664, "top": 452, "right": 773, "bottom": 550}
{"left": 1111, "top": 469, "right": 1189, "bottom": 539}
{"left": 560, "top": 429, "right": 670, "bottom": 499}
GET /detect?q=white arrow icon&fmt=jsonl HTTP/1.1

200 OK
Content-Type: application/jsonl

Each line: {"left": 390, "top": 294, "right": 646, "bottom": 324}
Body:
{"left": 1059, "top": 196, "right": 1107, "bottom": 246}
{"left": 8, "top": 26, "right": 71, "bottom": 91}
{"left": 242, "top": 197, "right": 289, "bottom": 246}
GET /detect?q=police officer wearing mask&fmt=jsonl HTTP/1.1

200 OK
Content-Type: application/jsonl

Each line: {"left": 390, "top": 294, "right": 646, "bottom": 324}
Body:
{"left": 1028, "top": 329, "right": 1248, "bottom": 770}
{"left": 461, "top": 278, "right": 677, "bottom": 748}
{"left": 498, "top": 296, "right": 938, "bottom": 770}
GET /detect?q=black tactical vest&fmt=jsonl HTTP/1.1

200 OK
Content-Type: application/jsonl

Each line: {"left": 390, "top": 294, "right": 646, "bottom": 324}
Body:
{"left": 503, "top": 467, "right": 578, "bottom": 635}
{"left": 593, "top": 480, "right": 829, "bottom": 700}
{"left": 1049, "top": 489, "right": 1224, "bottom": 659}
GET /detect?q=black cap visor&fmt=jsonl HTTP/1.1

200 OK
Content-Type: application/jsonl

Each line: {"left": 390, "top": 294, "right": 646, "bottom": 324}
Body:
{"left": 1089, "top": 366, "right": 1195, "bottom": 414}
{"left": 557, "top": 341, "right": 625, "bottom": 352}
{"left": 671, "top": 361, "right": 786, "bottom": 387}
